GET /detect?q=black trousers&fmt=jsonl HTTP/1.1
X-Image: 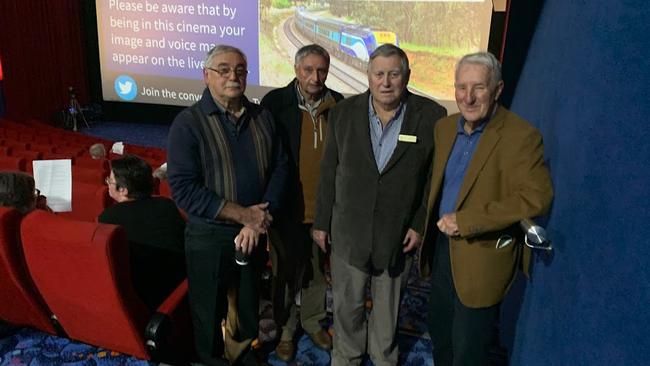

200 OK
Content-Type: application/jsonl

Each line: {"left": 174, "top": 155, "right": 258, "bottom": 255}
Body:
{"left": 185, "top": 222, "right": 264, "bottom": 366}
{"left": 427, "top": 234, "right": 499, "bottom": 366}
{"left": 270, "top": 222, "right": 327, "bottom": 331}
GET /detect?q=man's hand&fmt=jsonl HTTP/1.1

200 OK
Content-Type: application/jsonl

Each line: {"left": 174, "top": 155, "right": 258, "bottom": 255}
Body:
{"left": 238, "top": 202, "right": 273, "bottom": 233}
{"left": 235, "top": 226, "right": 260, "bottom": 255}
{"left": 402, "top": 228, "right": 422, "bottom": 253}
{"left": 437, "top": 213, "right": 459, "bottom": 237}
{"left": 311, "top": 229, "right": 329, "bottom": 253}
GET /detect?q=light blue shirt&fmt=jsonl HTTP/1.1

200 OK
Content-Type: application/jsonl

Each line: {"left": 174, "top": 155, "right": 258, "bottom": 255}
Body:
{"left": 368, "top": 95, "right": 407, "bottom": 173}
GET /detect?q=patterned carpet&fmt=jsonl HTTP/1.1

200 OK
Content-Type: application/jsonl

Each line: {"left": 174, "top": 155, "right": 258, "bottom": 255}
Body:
{"left": 0, "top": 261, "right": 433, "bottom": 366}
{"left": 0, "top": 327, "right": 151, "bottom": 366}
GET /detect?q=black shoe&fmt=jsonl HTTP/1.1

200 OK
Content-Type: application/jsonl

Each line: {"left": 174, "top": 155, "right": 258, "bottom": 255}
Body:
{"left": 235, "top": 349, "right": 269, "bottom": 366}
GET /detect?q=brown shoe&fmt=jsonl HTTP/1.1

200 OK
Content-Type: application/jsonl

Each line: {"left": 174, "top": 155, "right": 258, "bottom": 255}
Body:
{"left": 308, "top": 329, "right": 332, "bottom": 350}
{"left": 275, "top": 340, "right": 295, "bottom": 362}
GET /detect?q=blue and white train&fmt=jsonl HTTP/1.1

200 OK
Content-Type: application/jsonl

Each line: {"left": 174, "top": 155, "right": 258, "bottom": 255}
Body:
{"left": 294, "top": 8, "right": 399, "bottom": 69}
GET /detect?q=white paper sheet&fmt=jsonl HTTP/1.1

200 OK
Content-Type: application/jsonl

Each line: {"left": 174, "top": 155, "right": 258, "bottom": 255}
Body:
{"left": 111, "top": 141, "right": 124, "bottom": 155}
{"left": 32, "top": 159, "right": 72, "bottom": 212}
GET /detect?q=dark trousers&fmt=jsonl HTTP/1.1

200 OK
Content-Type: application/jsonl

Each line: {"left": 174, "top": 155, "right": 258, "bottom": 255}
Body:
{"left": 185, "top": 222, "right": 263, "bottom": 366}
{"left": 427, "top": 234, "right": 499, "bottom": 366}
{"left": 270, "top": 223, "right": 327, "bottom": 338}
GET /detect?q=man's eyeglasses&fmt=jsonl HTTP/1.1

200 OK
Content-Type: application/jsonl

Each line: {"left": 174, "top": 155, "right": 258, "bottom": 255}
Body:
{"left": 105, "top": 177, "right": 116, "bottom": 186}
{"left": 206, "top": 66, "right": 248, "bottom": 78}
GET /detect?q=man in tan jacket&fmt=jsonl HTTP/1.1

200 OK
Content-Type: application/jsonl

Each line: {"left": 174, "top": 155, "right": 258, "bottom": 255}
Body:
{"left": 419, "top": 52, "right": 553, "bottom": 366}
{"left": 261, "top": 44, "right": 343, "bottom": 362}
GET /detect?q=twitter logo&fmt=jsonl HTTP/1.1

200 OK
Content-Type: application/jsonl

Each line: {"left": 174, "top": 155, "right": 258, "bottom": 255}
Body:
{"left": 114, "top": 75, "right": 137, "bottom": 101}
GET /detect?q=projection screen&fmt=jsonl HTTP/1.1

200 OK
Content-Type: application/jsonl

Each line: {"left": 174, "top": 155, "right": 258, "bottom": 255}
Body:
{"left": 96, "top": 0, "right": 494, "bottom": 111}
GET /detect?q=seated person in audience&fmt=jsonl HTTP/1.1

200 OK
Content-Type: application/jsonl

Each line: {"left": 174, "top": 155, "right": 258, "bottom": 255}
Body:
{"left": 0, "top": 171, "right": 38, "bottom": 213}
{"left": 89, "top": 143, "right": 106, "bottom": 159}
{"left": 99, "top": 155, "right": 186, "bottom": 310}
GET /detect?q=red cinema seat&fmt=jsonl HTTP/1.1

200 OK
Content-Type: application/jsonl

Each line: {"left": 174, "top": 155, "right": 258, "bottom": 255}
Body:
{"left": 20, "top": 211, "right": 194, "bottom": 362}
{"left": 2, "top": 129, "right": 19, "bottom": 140}
{"left": 40, "top": 153, "right": 76, "bottom": 164}
{"left": 33, "top": 135, "right": 52, "bottom": 145}
{"left": 17, "top": 132, "right": 35, "bottom": 143}
{"left": 57, "top": 147, "right": 86, "bottom": 157}
{"left": 0, "top": 156, "right": 26, "bottom": 171}
{"left": 57, "top": 182, "right": 111, "bottom": 222}
{"left": 0, "top": 146, "right": 12, "bottom": 156}
{"left": 4, "top": 141, "right": 30, "bottom": 151}
{"left": 158, "top": 180, "right": 172, "bottom": 199}
{"left": 24, "top": 119, "right": 56, "bottom": 131}
{"left": 9, "top": 149, "right": 41, "bottom": 173}
{"left": 29, "top": 143, "right": 56, "bottom": 154}
{"left": 0, "top": 208, "right": 57, "bottom": 334}
{"left": 75, "top": 156, "right": 110, "bottom": 171}
{"left": 108, "top": 152, "right": 125, "bottom": 160}
{"left": 72, "top": 166, "right": 106, "bottom": 185}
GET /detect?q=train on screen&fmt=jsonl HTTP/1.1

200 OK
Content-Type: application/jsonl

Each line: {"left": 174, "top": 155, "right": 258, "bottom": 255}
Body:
{"left": 294, "top": 7, "right": 398, "bottom": 69}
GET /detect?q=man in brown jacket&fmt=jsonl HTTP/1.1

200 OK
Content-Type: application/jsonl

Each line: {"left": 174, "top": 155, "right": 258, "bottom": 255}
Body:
{"left": 419, "top": 52, "right": 553, "bottom": 366}
{"left": 261, "top": 44, "right": 343, "bottom": 362}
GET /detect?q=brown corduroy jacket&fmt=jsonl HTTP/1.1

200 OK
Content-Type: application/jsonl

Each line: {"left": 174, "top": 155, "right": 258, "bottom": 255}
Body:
{"left": 314, "top": 91, "right": 447, "bottom": 271}
{"left": 419, "top": 105, "right": 553, "bottom": 308}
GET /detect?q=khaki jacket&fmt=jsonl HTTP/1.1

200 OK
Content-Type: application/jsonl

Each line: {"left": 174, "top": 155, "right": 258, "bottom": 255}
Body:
{"left": 419, "top": 106, "right": 553, "bottom": 308}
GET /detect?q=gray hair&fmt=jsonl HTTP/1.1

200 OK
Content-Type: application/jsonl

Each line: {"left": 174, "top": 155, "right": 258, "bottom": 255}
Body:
{"left": 204, "top": 45, "right": 247, "bottom": 68}
{"left": 456, "top": 52, "right": 502, "bottom": 88}
{"left": 294, "top": 44, "right": 330, "bottom": 66}
{"left": 89, "top": 143, "right": 106, "bottom": 159}
{"left": 369, "top": 44, "right": 410, "bottom": 75}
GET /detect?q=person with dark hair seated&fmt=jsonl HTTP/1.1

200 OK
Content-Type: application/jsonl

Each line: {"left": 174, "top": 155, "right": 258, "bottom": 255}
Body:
{"left": 0, "top": 171, "right": 39, "bottom": 213}
{"left": 99, "top": 155, "right": 186, "bottom": 310}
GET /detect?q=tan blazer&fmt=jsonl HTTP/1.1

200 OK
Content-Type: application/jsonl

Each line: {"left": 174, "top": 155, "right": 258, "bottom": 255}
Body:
{"left": 419, "top": 106, "right": 553, "bottom": 308}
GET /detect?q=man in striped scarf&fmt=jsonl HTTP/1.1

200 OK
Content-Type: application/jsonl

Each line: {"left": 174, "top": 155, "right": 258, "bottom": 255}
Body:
{"left": 168, "top": 45, "right": 287, "bottom": 366}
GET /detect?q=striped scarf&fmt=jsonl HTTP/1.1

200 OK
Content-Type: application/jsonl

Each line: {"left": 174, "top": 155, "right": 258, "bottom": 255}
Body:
{"left": 189, "top": 102, "right": 274, "bottom": 204}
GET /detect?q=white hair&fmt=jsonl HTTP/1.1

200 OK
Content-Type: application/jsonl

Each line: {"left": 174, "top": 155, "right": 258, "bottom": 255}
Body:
{"left": 456, "top": 52, "right": 502, "bottom": 88}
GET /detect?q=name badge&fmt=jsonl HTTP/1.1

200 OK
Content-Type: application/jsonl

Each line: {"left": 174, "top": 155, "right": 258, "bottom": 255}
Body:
{"left": 398, "top": 134, "right": 417, "bottom": 143}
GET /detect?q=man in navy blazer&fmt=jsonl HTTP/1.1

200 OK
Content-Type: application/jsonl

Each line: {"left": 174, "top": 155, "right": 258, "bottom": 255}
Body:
{"left": 313, "top": 44, "right": 446, "bottom": 365}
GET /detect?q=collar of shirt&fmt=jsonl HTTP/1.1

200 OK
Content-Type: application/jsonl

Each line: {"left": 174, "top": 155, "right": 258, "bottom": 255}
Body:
{"left": 456, "top": 104, "right": 500, "bottom": 136}
{"left": 212, "top": 97, "right": 246, "bottom": 119}
{"left": 200, "top": 88, "right": 249, "bottom": 132}
{"left": 214, "top": 98, "right": 248, "bottom": 131}
{"left": 295, "top": 80, "right": 329, "bottom": 117}
{"left": 438, "top": 112, "right": 494, "bottom": 218}
{"left": 368, "top": 94, "right": 407, "bottom": 172}
{"left": 367, "top": 94, "right": 406, "bottom": 129}
{"left": 198, "top": 88, "right": 246, "bottom": 119}
{"left": 456, "top": 116, "right": 489, "bottom": 136}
